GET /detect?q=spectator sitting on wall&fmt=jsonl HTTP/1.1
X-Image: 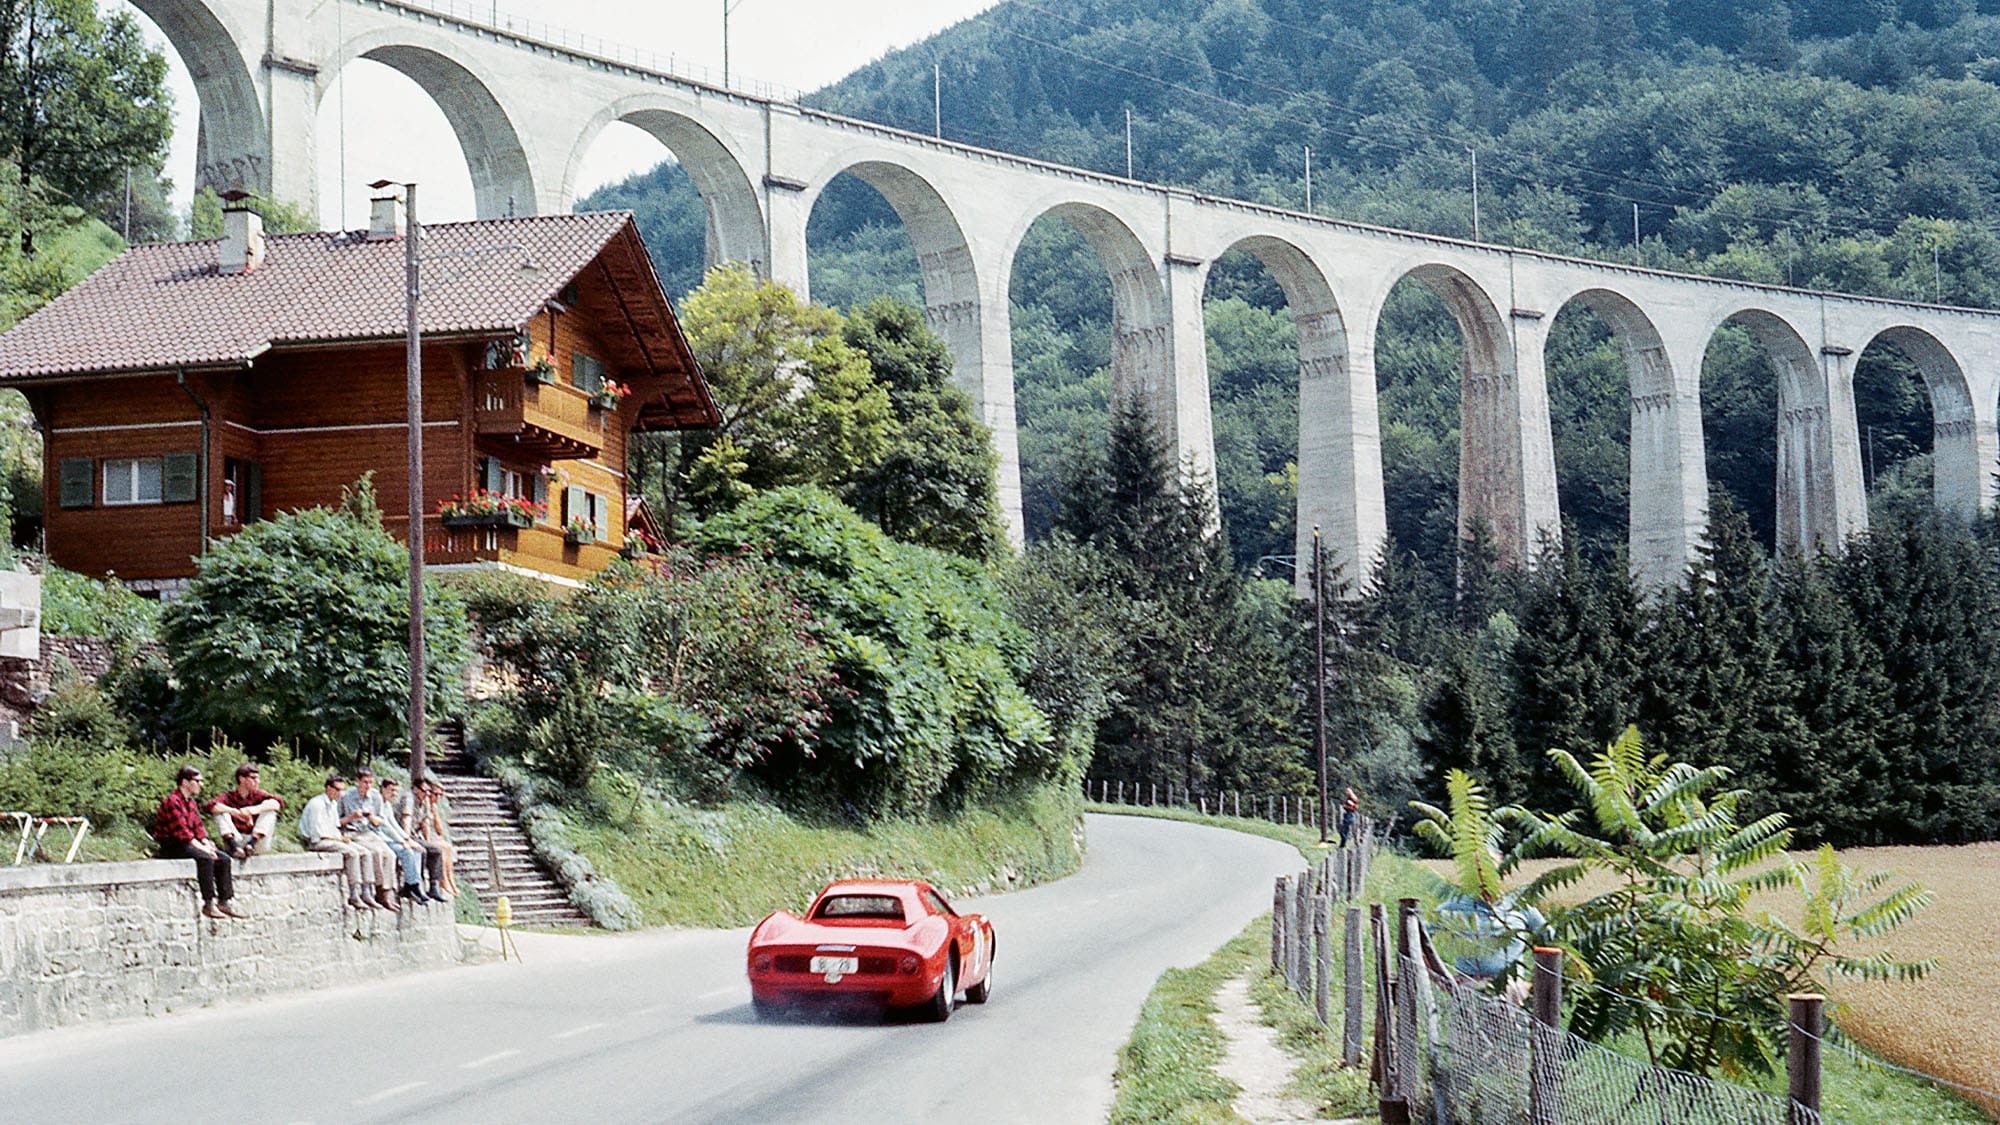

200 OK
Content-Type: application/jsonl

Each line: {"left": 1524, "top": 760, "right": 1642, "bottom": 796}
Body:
{"left": 382, "top": 778, "right": 446, "bottom": 903}
{"left": 342, "top": 769, "right": 424, "bottom": 906}
{"left": 152, "top": 765, "right": 245, "bottom": 920}
{"left": 206, "top": 762, "right": 283, "bottom": 860}
{"left": 336, "top": 768, "right": 403, "bottom": 912}
{"left": 420, "top": 777, "right": 460, "bottom": 899}
{"left": 390, "top": 776, "right": 454, "bottom": 896}
{"left": 301, "top": 775, "right": 379, "bottom": 912}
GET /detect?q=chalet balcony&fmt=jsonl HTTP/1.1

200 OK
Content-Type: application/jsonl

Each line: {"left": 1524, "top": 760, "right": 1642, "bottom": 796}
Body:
{"left": 415, "top": 514, "right": 618, "bottom": 582}
{"left": 473, "top": 369, "right": 605, "bottom": 461}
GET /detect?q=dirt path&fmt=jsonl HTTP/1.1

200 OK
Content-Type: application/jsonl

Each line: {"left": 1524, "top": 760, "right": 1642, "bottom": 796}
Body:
{"left": 1212, "top": 972, "right": 1365, "bottom": 1125}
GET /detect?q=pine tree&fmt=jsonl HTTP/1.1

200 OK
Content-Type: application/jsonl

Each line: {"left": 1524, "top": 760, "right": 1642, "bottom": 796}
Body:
{"left": 1834, "top": 514, "right": 2000, "bottom": 842}
{"left": 1507, "top": 532, "right": 1644, "bottom": 810}
{"left": 1772, "top": 549, "right": 1897, "bottom": 845}
{"left": 1635, "top": 496, "right": 1803, "bottom": 818}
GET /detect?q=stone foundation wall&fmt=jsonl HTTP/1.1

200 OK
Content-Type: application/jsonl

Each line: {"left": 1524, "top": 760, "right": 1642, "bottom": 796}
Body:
{"left": 0, "top": 853, "right": 460, "bottom": 1038}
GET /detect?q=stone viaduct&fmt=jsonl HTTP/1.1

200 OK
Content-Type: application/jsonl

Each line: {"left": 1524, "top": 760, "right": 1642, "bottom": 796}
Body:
{"left": 139, "top": 0, "right": 2000, "bottom": 588}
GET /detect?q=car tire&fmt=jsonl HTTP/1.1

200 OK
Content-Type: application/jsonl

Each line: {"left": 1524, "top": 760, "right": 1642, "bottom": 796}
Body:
{"left": 966, "top": 944, "right": 994, "bottom": 1004}
{"left": 924, "top": 956, "right": 956, "bottom": 1022}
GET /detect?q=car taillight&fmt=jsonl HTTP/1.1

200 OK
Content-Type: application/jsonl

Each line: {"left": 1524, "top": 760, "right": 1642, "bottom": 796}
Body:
{"left": 899, "top": 956, "right": 919, "bottom": 974}
{"left": 753, "top": 953, "right": 772, "bottom": 973}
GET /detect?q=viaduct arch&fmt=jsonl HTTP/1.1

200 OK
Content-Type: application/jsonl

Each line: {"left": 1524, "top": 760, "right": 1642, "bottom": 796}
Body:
{"left": 139, "top": 0, "right": 2000, "bottom": 588}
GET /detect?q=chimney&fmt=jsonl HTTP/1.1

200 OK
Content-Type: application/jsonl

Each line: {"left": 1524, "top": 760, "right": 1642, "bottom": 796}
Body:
{"left": 368, "top": 192, "right": 405, "bottom": 240}
{"left": 217, "top": 193, "right": 266, "bottom": 275}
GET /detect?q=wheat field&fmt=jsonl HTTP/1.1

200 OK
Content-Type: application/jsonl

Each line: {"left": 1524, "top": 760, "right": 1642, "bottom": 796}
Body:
{"left": 1773, "top": 842, "right": 1999, "bottom": 1119}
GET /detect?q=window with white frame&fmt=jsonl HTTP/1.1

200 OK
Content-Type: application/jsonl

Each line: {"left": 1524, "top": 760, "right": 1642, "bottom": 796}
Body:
{"left": 103, "top": 457, "right": 164, "bottom": 505}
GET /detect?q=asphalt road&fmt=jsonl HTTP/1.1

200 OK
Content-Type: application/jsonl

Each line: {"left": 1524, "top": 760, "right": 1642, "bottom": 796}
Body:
{"left": 0, "top": 813, "right": 1301, "bottom": 1124}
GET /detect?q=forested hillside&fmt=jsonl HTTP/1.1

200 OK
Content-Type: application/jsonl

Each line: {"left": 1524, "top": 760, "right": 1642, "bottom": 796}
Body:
{"left": 585, "top": 0, "right": 1998, "bottom": 571}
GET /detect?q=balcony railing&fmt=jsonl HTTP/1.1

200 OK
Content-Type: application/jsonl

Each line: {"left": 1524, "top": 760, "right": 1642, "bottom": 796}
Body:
{"left": 474, "top": 370, "right": 605, "bottom": 460}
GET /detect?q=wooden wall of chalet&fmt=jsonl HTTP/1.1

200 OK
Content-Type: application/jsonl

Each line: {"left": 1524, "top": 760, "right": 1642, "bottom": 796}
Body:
{"left": 36, "top": 306, "right": 650, "bottom": 585}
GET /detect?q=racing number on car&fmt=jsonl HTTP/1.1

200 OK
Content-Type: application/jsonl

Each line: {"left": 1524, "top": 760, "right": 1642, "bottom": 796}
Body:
{"left": 970, "top": 924, "right": 987, "bottom": 978}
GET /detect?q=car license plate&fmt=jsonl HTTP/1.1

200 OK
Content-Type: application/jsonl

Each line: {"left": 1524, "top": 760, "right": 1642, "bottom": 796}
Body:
{"left": 810, "top": 956, "right": 859, "bottom": 976}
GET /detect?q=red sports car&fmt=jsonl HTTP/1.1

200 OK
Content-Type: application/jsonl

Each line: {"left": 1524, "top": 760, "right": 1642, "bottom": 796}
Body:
{"left": 746, "top": 879, "right": 995, "bottom": 1021}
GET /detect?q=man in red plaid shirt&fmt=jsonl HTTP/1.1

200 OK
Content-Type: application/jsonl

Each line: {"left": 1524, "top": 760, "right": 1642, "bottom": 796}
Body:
{"left": 152, "top": 765, "right": 244, "bottom": 919}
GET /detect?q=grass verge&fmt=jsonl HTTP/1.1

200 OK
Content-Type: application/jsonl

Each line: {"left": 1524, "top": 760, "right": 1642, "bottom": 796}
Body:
{"left": 1109, "top": 918, "right": 1260, "bottom": 1125}
{"left": 560, "top": 779, "right": 1084, "bottom": 928}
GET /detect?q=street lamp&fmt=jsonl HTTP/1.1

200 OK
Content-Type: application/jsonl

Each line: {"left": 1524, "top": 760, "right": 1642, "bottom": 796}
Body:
{"left": 369, "top": 179, "right": 537, "bottom": 785}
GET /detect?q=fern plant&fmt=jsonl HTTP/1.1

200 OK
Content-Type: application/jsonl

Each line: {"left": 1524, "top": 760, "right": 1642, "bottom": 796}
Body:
{"left": 1519, "top": 726, "right": 1930, "bottom": 1078}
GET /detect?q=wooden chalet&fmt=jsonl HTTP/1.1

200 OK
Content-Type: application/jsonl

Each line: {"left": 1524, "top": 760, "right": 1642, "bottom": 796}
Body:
{"left": 0, "top": 200, "right": 718, "bottom": 590}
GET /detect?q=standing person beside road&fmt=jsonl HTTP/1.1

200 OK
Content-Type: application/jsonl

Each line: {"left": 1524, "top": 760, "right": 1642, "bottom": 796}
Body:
{"left": 1338, "top": 785, "right": 1359, "bottom": 848}
{"left": 152, "top": 765, "right": 244, "bottom": 919}
{"left": 301, "top": 775, "right": 378, "bottom": 911}
{"left": 337, "top": 768, "right": 405, "bottom": 911}
{"left": 206, "top": 762, "right": 283, "bottom": 859}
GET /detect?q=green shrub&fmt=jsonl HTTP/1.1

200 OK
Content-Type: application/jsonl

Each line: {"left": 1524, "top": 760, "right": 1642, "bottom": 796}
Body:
{"left": 695, "top": 486, "right": 1053, "bottom": 817}
{"left": 39, "top": 565, "right": 159, "bottom": 643}
{"left": 160, "top": 477, "right": 469, "bottom": 756}
{"left": 28, "top": 664, "right": 135, "bottom": 748}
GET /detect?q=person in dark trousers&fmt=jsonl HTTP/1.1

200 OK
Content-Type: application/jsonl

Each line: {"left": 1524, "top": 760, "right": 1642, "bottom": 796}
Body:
{"left": 153, "top": 765, "right": 245, "bottom": 919}
{"left": 1338, "top": 785, "right": 1359, "bottom": 848}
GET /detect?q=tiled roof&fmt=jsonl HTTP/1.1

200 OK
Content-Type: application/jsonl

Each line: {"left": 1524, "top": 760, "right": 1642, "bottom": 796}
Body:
{"left": 0, "top": 211, "right": 638, "bottom": 381}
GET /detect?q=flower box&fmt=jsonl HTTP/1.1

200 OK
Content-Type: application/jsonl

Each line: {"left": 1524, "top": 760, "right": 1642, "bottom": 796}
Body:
{"left": 525, "top": 358, "right": 558, "bottom": 386}
{"left": 564, "top": 525, "right": 598, "bottom": 547}
{"left": 588, "top": 390, "right": 621, "bottom": 411}
{"left": 618, "top": 540, "right": 649, "bottom": 560}
{"left": 443, "top": 509, "right": 534, "bottom": 531}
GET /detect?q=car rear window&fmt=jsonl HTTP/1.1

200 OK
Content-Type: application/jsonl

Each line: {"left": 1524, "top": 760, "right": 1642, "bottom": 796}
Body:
{"left": 814, "top": 894, "right": 904, "bottom": 921}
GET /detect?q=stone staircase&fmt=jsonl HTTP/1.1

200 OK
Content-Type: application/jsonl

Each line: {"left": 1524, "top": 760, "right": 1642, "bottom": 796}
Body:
{"left": 429, "top": 724, "right": 594, "bottom": 929}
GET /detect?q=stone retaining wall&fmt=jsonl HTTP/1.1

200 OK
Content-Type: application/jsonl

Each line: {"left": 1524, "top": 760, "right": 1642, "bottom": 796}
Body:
{"left": 0, "top": 853, "right": 460, "bottom": 1038}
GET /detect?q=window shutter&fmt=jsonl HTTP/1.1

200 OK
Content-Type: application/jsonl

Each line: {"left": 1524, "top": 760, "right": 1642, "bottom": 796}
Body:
{"left": 531, "top": 474, "right": 548, "bottom": 508}
{"left": 574, "top": 353, "right": 604, "bottom": 394}
{"left": 590, "top": 493, "right": 607, "bottom": 535}
{"left": 163, "top": 452, "right": 198, "bottom": 503}
{"left": 566, "top": 485, "right": 585, "bottom": 525}
{"left": 244, "top": 462, "right": 263, "bottom": 524}
{"left": 482, "top": 457, "right": 504, "bottom": 493}
{"left": 58, "top": 458, "right": 94, "bottom": 509}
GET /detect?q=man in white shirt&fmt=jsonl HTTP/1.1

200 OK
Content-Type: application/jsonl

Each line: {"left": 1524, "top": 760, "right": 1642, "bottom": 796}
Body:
{"left": 300, "top": 775, "right": 377, "bottom": 911}
{"left": 338, "top": 768, "right": 417, "bottom": 909}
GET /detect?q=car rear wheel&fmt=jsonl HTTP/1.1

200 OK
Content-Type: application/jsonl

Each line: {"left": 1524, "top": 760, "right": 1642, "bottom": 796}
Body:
{"left": 966, "top": 946, "right": 993, "bottom": 1004}
{"left": 924, "top": 956, "right": 956, "bottom": 1022}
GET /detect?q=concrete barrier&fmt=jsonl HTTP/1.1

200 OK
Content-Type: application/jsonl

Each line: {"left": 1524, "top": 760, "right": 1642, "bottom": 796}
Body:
{"left": 0, "top": 853, "right": 459, "bottom": 1038}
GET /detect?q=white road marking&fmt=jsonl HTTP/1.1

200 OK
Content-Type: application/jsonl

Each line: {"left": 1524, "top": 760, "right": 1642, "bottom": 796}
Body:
{"left": 553, "top": 1022, "right": 605, "bottom": 1039}
{"left": 629, "top": 1004, "right": 666, "bottom": 1016}
{"left": 460, "top": 1049, "right": 522, "bottom": 1070}
{"left": 354, "top": 1082, "right": 426, "bottom": 1106}
{"left": 699, "top": 987, "right": 737, "bottom": 1001}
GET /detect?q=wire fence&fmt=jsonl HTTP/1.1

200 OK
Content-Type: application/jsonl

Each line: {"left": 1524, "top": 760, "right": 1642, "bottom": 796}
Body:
{"left": 1405, "top": 956, "right": 1831, "bottom": 1125}
{"left": 1263, "top": 884, "right": 1906, "bottom": 1125}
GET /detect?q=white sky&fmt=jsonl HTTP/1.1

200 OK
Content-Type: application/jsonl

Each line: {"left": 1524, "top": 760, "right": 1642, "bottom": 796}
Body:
{"left": 116, "top": 0, "right": 1004, "bottom": 228}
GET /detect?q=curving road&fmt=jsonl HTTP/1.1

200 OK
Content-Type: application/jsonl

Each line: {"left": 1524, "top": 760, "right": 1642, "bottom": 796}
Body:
{"left": 0, "top": 813, "right": 1299, "bottom": 1124}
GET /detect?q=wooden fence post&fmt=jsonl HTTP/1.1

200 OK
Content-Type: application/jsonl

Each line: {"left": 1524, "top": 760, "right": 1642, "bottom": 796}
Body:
{"left": 1293, "top": 867, "right": 1314, "bottom": 998}
{"left": 1314, "top": 885, "right": 1332, "bottom": 1026}
{"left": 1395, "top": 899, "right": 1421, "bottom": 1100}
{"left": 1789, "top": 993, "right": 1824, "bottom": 1125}
{"left": 1372, "top": 903, "right": 1409, "bottom": 1123}
{"left": 1343, "top": 904, "right": 1364, "bottom": 1067}
{"left": 1403, "top": 906, "right": 1449, "bottom": 1124}
{"left": 1272, "top": 876, "right": 1290, "bottom": 974}
{"left": 1528, "top": 946, "right": 1563, "bottom": 1125}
